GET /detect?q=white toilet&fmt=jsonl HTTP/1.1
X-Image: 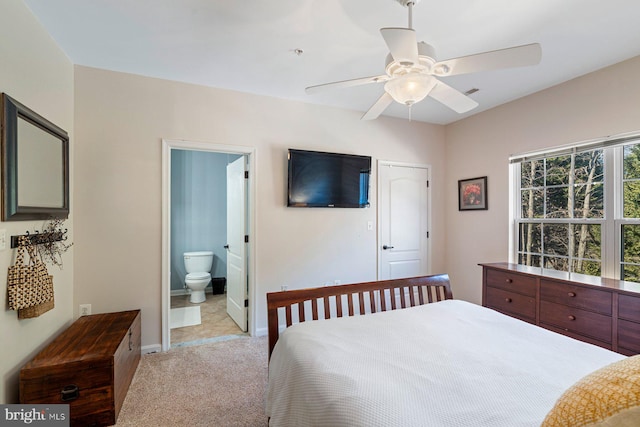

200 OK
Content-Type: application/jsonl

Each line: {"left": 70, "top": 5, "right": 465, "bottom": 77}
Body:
{"left": 183, "top": 251, "right": 213, "bottom": 304}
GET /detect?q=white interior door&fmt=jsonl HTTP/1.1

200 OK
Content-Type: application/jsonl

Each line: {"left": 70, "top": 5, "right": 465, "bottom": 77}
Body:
{"left": 226, "top": 156, "right": 247, "bottom": 331}
{"left": 378, "top": 162, "right": 430, "bottom": 280}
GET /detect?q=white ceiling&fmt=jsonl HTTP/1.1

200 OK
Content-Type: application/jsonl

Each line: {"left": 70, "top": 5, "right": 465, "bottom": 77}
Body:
{"left": 22, "top": 0, "right": 640, "bottom": 125}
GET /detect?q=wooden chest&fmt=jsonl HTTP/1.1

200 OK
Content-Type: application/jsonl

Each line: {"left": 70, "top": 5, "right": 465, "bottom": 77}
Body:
{"left": 20, "top": 310, "right": 141, "bottom": 427}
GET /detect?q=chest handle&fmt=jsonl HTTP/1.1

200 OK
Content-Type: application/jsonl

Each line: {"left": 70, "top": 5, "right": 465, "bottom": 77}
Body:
{"left": 61, "top": 384, "right": 79, "bottom": 402}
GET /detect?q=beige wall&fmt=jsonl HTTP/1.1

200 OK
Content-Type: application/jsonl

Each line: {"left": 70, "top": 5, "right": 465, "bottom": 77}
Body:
{"left": 444, "top": 55, "right": 640, "bottom": 304}
{"left": 0, "top": 1, "right": 74, "bottom": 403}
{"left": 73, "top": 66, "right": 447, "bottom": 349}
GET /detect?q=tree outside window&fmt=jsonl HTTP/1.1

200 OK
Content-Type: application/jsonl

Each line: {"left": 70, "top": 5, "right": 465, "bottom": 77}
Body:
{"left": 516, "top": 148, "right": 608, "bottom": 278}
{"left": 515, "top": 141, "right": 640, "bottom": 282}
{"left": 621, "top": 144, "right": 640, "bottom": 280}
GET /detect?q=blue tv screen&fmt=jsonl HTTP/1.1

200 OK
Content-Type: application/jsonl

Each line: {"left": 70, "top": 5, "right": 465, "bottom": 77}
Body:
{"left": 287, "top": 149, "right": 371, "bottom": 208}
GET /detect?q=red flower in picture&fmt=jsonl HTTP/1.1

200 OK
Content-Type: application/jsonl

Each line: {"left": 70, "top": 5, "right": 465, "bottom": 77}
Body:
{"left": 463, "top": 183, "right": 482, "bottom": 205}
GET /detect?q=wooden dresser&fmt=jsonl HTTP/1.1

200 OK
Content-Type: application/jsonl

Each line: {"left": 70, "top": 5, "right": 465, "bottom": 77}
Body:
{"left": 481, "top": 263, "right": 640, "bottom": 356}
{"left": 20, "top": 310, "right": 141, "bottom": 427}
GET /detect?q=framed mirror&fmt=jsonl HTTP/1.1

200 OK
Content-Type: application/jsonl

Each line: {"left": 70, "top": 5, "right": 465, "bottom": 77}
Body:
{"left": 1, "top": 93, "right": 69, "bottom": 221}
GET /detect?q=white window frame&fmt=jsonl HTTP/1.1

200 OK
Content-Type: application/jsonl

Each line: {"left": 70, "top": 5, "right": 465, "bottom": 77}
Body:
{"left": 509, "top": 132, "right": 640, "bottom": 281}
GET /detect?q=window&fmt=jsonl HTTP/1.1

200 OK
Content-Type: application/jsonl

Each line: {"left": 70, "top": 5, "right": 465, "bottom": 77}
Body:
{"left": 621, "top": 144, "right": 640, "bottom": 280}
{"left": 511, "top": 134, "right": 640, "bottom": 282}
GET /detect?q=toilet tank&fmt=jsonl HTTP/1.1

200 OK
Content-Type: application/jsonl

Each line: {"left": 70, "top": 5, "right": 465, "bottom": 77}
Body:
{"left": 183, "top": 251, "right": 214, "bottom": 273}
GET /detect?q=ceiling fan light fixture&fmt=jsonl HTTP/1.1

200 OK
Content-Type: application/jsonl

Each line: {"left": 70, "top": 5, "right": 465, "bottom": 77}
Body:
{"left": 384, "top": 73, "right": 436, "bottom": 105}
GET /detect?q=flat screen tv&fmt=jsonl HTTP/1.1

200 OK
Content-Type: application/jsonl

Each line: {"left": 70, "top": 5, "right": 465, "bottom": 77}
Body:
{"left": 287, "top": 149, "right": 371, "bottom": 208}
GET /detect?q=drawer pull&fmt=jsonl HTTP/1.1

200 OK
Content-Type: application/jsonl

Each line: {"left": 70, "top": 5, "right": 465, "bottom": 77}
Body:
{"left": 129, "top": 329, "right": 133, "bottom": 351}
{"left": 61, "top": 385, "right": 79, "bottom": 402}
{"left": 505, "top": 298, "right": 513, "bottom": 303}
{"left": 568, "top": 315, "right": 576, "bottom": 321}
{"left": 505, "top": 279, "right": 513, "bottom": 283}
{"left": 568, "top": 292, "right": 577, "bottom": 297}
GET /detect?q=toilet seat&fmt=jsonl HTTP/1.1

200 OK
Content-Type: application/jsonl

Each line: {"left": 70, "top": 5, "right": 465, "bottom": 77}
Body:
{"left": 186, "top": 272, "right": 211, "bottom": 281}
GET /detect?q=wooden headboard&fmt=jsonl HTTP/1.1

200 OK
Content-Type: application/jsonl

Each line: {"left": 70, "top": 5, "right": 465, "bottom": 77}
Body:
{"left": 266, "top": 274, "right": 453, "bottom": 359}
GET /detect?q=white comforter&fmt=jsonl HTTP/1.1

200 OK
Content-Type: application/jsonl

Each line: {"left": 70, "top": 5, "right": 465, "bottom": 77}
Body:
{"left": 266, "top": 300, "right": 624, "bottom": 427}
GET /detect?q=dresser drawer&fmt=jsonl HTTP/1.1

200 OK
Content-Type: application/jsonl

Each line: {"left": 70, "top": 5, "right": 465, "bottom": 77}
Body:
{"left": 485, "top": 286, "right": 536, "bottom": 320}
{"left": 619, "top": 294, "right": 640, "bottom": 323}
{"left": 618, "top": 319, "right": 640, "bottom": 354}
{"left": 540, "top": 280, "right": 612, "bottom": 315}
{"left": 485, "top": 268, "right": 536, "bottom": 297}
{"left": 540, "top": 300, "right": 612, "bottom": 343}
{"left": 541, "top": 324, "right": 612, "bottom": 351}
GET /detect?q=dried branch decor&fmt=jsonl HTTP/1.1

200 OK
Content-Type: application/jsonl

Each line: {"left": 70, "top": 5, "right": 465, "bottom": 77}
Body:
{"left": 36, "top": 218, "right": 73, "bottom": 269}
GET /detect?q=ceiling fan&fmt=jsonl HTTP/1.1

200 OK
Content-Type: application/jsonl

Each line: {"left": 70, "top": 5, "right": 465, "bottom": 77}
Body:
{"left": 305, "top": 0, "right": 542, "bottom": 120}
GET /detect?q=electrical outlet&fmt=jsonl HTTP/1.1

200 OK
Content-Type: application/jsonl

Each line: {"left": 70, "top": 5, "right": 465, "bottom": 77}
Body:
{"left": 0, "top": 229, "right": 5, "bottom": 250}
{"left": 281, "top": 285, "right": 288, "bottom": 291}
{"left": 79, "top": 304, "right": 91, "bottom": 316}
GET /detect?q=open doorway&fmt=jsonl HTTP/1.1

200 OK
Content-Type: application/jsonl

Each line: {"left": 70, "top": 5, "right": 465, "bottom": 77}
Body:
{"left": 161, "top": 140, "right": 256, "bottom": 352}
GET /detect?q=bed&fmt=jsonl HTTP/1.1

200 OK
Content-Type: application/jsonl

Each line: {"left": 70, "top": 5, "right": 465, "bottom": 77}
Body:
{"left": 265, "top": 274, "right": 636, "bottom": 426}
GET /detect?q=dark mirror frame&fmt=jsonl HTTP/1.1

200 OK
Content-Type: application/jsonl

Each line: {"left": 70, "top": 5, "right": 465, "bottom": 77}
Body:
{"left": 1, "top": 93, "right": 69, "bottom": 221}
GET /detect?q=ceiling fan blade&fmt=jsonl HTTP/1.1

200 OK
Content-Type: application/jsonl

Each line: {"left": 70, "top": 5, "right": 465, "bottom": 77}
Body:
{"left": 429, "top": 81, "right": 479, "bottom": 113}
{"left": 306, "top": 75, "right": 388, "bottom": 94}
{"left": 361, "top": 92, "right": 394, "bottom": 120}
{"left": 380, "top": 28, "right": 419, "bottom": 66}
{"left": 432, "top": 43, "right": 542, "bottom": 77}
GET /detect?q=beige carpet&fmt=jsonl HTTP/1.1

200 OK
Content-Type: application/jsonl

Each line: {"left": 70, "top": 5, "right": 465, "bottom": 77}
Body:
{"left": 115, "top": 336, "right": 269, "bottom": 426}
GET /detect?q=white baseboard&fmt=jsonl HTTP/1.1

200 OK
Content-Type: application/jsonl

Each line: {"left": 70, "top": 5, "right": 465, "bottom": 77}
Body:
{"left": 142, "top": 344, "right": 162, "bottom": 354}
{"left": 255, "top": 327, "right": 268, "bottom": 337}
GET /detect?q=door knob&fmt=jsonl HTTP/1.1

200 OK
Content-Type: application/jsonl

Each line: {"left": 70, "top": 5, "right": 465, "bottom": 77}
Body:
{"left": 224, "top": 244, "right": 229, "bottom": 249}
{"left": 382, "top": 245, "right": 394, "bottom": 250}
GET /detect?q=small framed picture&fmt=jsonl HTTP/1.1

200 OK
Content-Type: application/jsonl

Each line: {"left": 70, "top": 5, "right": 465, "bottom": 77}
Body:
{"left": 458, "top": 176, "right": 488, "bottom": 211}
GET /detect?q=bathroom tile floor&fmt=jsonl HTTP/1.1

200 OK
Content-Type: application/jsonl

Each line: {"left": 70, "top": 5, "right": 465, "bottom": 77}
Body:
{"left": 170, "top": 293, "right": 244, "bottom": 346}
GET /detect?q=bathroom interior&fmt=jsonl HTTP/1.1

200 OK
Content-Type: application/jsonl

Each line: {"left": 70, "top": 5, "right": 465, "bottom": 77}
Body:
{"left": 169, "top": 149, "right": 245, "bottom": 347}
